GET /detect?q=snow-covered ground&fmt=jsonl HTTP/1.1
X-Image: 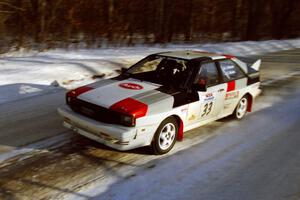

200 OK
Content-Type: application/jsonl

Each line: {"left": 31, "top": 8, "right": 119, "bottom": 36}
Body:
{"left": 0, "top": 39, "right": 300, "bottom": 105}
{"left": 0, "top": 41, "right": 300, "bottom": 200}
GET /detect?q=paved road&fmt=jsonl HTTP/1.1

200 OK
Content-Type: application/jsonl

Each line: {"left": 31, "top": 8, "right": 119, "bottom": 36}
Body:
{"left": 0, "top": 88, "right": 65, "bottom": 149}
{"left": 0, "top": 49, "right": 300, "bottom": 200}
{"left": 98, "top": 83, "right": 300, "bottom": 200}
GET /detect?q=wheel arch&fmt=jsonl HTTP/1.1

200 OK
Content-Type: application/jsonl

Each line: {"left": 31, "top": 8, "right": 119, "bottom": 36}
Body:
{"left": 244, "top": 93, "right": 253, "bottom": 112}
{"left": 169, "top": 115, "right": 184, "bottom": 141}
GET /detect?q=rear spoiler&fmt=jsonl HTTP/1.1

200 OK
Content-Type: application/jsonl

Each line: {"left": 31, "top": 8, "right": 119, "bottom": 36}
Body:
{"left": 236, "top": 56, "right": 261, "bottom": 72}
{"left": 235, "top": 57, "right": 261, "bottom": 82}
{"left": 250, "top": 59, "right": 261, "bottom": 71}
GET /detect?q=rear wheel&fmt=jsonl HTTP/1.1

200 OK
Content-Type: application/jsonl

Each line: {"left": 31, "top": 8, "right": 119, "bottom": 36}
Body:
{"left": 152, "top": 117, "right": 178, "bottom": 155}
{"left": 234, "top": 96, "right": 248, "bottom": 119}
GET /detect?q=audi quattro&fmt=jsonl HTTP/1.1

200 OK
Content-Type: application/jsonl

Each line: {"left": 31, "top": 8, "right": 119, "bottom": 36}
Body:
{"left": 58, "top": 51, "right": 261, "bottom": 154}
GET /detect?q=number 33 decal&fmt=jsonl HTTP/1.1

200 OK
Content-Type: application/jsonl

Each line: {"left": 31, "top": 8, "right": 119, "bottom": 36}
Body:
{"left": 202, "top": 102, "right": 213, "bottom": 117}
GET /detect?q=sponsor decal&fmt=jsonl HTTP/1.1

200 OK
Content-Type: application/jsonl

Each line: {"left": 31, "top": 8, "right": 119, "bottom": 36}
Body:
{"left": 202, "top": 102, "right": 213, "bottom": 117}
{"left": 221, "top": 64, "right": 237, "bottom": 79}
{"left": 188, "top": 114, "right": 196, "bottom": 121}
{"left": 225, "top": 91, "right": 239, "bottom": 100}
{"left": 204, "top": 92, "right": 214, "bottom": 101}
{"left": 119, "top": 83, "right": 143, "bottom": 90}
{"left": 206, "top": 93, "right": 213, "bottom": 97}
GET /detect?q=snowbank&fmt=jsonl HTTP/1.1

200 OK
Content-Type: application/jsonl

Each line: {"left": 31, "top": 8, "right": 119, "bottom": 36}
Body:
{"left": 0, "top": 39, "right": 299, "bottom": 104}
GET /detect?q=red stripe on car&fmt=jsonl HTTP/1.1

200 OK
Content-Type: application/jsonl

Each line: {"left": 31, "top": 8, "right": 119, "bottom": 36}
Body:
{"left": 67, "top": 86, "right": 93, "bottom": 98}
{"left": 177, "top": 119, "right": 184, "bottom": 141}
{"left": 110, "top": 98, "right": 148, "bottom": 118}
{"left": 227, "top": 80, "right": 235, "bottom": 92}
{"left": 223, "top": 54, "right": 235, "bottom": 59}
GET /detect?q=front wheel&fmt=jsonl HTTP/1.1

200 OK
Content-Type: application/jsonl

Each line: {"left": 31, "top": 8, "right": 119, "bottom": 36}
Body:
{"left": 152, "top": 117, "right": 178, "bottom": 155}
{"left": 233, "top": 96, "right": 248, "bottom": 119}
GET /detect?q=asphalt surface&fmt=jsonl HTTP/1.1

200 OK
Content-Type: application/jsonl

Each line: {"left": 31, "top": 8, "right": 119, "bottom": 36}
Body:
{"left": 0, "top": 49, "right": 300, "bottom": 200}
{"left": 100, "top": 81, "right": 300, "bottom": 200}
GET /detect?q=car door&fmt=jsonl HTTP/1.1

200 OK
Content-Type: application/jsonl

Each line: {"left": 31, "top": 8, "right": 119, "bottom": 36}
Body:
{"left": 186, "top": 61, "right": 227, "bottom": 125}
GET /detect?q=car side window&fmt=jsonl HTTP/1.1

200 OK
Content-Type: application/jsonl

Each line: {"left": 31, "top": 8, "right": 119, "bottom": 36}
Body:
{"left": 196, "top": 62, "right": 220, "bottom": 87}
{"left": 127, "top": 57, "right": 163, "bottom": 74}
{"left": 219, "top": 60, "right": 245, "bottom": 81}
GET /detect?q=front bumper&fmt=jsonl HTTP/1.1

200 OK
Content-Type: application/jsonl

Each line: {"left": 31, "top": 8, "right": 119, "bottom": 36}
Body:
{"left": 57, "top": 107, "right": 153, "bottom": 151}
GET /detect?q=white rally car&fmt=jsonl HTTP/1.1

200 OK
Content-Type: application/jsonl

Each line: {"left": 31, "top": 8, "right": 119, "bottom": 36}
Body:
{"left": 58, "top": 51, "right": 261, "bottom": 154}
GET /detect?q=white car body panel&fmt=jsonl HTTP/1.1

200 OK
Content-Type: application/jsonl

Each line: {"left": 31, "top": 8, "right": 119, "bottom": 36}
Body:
{"left": 78, "top": 78, "right": 160, "bottom": 108}
{"left": 58, "top": 51, "right": 262, "bottom": 152}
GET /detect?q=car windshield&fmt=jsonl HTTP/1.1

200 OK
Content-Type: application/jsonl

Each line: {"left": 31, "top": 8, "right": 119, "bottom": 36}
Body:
{"left": 124, "top": 55, "right": 192, "bottom": 88}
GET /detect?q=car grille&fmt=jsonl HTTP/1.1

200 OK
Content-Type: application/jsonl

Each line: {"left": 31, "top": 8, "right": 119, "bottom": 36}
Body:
{"left": 68, "top": 98, "right": 120, "bottom": 124}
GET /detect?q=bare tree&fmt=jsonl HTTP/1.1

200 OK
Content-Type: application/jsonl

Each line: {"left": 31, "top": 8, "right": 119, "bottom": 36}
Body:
{"left": 0, "top": 0, "right": 299, "bottom": 52}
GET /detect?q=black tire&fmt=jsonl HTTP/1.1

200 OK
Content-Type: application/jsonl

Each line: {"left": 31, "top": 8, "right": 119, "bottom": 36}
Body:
{"left": 152, "top": 117, "right": 178, "bottom": 155}
{"left": 233, "top": 95, "right": 248, "bottom": 120}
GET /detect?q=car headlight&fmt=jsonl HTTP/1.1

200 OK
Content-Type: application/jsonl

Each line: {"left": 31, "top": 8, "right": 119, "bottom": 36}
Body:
{"left": 109, "top": 98, "right": 148, "bottom": 127}
{"left": 120, "top": 115, "right": 135, "bottom": 127}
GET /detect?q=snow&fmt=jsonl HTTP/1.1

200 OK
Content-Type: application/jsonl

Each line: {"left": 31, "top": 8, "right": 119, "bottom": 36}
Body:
{"left": 0, "top": 38, "right": 300, "bottom": 105}
{"left": 0, "top": 39, "right": 299, "bottom": 199}
{"left": 0, "top": 133, "right": 70, "bottom": 165}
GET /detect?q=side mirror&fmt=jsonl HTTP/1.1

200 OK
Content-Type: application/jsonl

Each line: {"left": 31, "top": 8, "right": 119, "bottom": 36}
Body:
{"left": 192, "top": 79, "right": 207, "bottom": 91}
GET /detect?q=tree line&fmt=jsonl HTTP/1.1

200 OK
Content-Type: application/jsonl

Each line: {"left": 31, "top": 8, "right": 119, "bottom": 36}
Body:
{"left": 0, "top": 0, "right": 299, "bottom": 51}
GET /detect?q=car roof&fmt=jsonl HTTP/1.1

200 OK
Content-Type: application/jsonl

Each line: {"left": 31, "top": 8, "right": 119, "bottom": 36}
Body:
{"left": 155, "top": 50, "right": 248, "bottom": 73}
{"left": 156, "top": 50, "right": 232, "bottom": 61}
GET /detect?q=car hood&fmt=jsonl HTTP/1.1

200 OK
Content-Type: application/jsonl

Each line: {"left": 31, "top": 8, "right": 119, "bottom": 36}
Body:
{"left": 77, "top": 78, "right": 164, "bottom": 109}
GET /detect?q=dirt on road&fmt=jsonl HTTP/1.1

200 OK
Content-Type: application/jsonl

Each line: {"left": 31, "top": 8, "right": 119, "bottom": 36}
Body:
{"left": 0, "top": 49, "right": 300, "bottom": 200}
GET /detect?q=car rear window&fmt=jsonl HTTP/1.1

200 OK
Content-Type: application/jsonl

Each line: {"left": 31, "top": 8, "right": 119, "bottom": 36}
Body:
{"left": 219, "top": 60, "right": 245, "bottom": 81}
